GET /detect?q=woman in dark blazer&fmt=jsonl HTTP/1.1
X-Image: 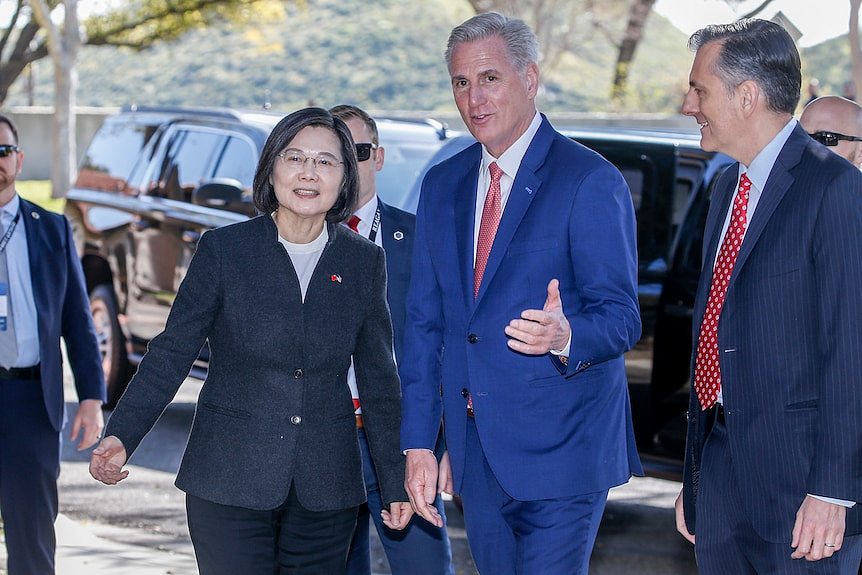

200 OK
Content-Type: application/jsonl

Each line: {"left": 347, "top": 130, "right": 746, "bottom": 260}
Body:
{"left": 90, "top": 107, "right": 412, "bottom": 574}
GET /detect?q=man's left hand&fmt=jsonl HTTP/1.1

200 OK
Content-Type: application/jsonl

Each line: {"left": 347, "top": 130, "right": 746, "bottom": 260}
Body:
{"left": 381, "top": 502, "right": 415, "bottom": 531}
{"left": 791, "top": 495, "right": 846, "bottom": 561}
{"left": 505, "top": 278, "right": 570, "bottom": 355}
{"left": 70, "top": 399, "right": 104, "bottom": 451}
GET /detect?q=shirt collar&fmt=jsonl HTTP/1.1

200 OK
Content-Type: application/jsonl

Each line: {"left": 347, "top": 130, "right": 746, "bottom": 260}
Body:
{"left": 353, "top": 194, "right": 379, "bottom": 224}
{"left": 739, "top": 118, "right": 797, "bottom": 191}
{"left": 481, "top": 111, "right": 542, "bottom": 179}
{"left": 0, "top": 193, "right": 20, "bottom": 220}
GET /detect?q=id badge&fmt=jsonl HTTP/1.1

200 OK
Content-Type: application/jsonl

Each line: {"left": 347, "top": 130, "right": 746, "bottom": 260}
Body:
{"left": 0, "top": 282, "right": 8, "bottom": 331}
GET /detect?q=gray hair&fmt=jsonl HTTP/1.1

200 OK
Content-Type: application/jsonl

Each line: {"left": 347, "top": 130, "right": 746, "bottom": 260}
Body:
{"left": 445, "top": 12, "right": 539, "bottom": 73}
{"left": 688, "top": 18, "right": 801, "bottom": 115}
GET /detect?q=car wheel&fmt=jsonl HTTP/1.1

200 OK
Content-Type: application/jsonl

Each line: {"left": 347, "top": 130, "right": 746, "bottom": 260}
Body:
{"left": 89, "top": 284, "right": 131, "bottom": 408}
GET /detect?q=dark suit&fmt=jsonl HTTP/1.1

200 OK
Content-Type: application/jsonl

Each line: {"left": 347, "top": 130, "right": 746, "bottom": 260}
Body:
{"left": 0, "top": 198, "right": 104, "bottom": 575}
{"left": 346, "top": 200, "right": 453, "bottom": 575}
{"left": 104, "top": 216, "right": 405, "bottom": 570}
{"left": 682, "top": 126, "right": 862, "bottom": 570}
{"left": 400, "top": 116, "right": 642, "bottom": 573}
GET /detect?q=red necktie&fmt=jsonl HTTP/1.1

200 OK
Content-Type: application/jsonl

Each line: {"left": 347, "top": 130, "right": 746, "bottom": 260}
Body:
{"left": 347, "top": 215, "right": 361, "bottom": 233}
{"left": 694, "top": 173, "right": 751, "bottom": 410}
{"left": 474, "top": 162, "right": 503, "bottom": 299}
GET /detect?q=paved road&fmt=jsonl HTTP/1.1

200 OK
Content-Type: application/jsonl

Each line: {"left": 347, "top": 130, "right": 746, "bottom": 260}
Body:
{"left": 2, "top": 374, "right": 699, "bottom": 574}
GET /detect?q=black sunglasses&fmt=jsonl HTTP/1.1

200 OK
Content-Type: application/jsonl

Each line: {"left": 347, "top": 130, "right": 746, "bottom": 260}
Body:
{"left": 808, "top": 131, "right": 862, "bottom": 147}
{"left": 0, "top": 144, "right": 19, "bottom": 158}
{"left": 355, "top": 143, "right": 378, "bottom": 162}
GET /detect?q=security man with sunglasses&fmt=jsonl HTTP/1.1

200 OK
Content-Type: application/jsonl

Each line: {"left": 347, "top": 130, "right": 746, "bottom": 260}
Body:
{"left": 0, "top": 113, "right": 105, "bottom": 574}
{"left": 801, "top": 95, "right": 862, "bottom": 168}
{"left": 330, "top": 105, "right": 454, "bottom": 575}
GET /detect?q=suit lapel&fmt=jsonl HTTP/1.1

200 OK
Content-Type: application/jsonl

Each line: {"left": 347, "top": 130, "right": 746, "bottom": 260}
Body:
{"left": 19, "top": 199, "right": 47, "bottom": 339}
{"left": 474, "top": 118, "right": 552, "bottom": 304}
{"left": 453, "top": 151, "right": 481, "bottom": 307}
{"left": 379, "top": 202, "right": 406, "bottom": 268}
{"left": 728, "top": 127, "right": 805, "bottom": 288}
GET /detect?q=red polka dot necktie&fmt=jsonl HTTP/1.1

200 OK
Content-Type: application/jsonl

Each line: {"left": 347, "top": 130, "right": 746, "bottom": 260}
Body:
{"left": 694, "top": 173, "right": 751, "bottom": 410}
{"left": 474, "top": 162, "right": 503, "bottom": 299}
{"left": 347, "top": 215, "right": 361, "bottom": 233}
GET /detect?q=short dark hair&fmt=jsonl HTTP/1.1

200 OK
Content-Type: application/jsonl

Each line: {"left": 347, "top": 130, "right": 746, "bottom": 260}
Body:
{"left": 253, "top": 107, "right": 358, "bottom": 223}
{"left": 330, "top": 104, "right": 379, "bottom": 146}
{"left": 0, "top": 113, "right": 19, "bottom": 144}
{"left": 688, "top": 18, "right": 801, "bottom": 115}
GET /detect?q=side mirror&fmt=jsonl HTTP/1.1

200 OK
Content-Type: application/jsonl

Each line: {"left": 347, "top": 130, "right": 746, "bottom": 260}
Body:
{"left": 192, "top": 178, "right": 251, "bottom": 214}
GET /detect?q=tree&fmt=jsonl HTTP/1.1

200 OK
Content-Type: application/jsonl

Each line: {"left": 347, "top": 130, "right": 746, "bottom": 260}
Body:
{"left": 4, "top": 0, "right": 273, "bottom": 198}
{"left": 29, "top": 0, "right": 80, "bottom": 200}
{"left": 610, "top": 0, "right": 655, "bottom": 105}
{"left": 0, "top": 0, "right": 272, "bottom": 105}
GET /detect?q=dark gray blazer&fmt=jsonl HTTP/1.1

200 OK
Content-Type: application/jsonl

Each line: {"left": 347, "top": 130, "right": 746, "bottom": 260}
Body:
{"left": 105, "top": 215, "right": 406, "bottom": 512}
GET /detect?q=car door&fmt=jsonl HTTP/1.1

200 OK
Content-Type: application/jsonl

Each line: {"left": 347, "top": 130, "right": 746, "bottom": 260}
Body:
{"left": 124, "top": 124, "right": 229, "bottom": 356}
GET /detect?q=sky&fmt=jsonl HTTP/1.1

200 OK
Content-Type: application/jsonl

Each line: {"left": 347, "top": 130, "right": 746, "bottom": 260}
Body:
{"left": 654, "top": 0, "right": 850, "bottom": 47}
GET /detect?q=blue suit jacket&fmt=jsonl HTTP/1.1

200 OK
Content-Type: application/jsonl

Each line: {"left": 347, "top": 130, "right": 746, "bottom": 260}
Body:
{"left": 20, "top": 198, "right": 104, "bottom": 431}
{"left": 379, "top": 201, "right": 415, "bottom": 360}
{"left": 400, "top": 116, "right": 643, "bottom": 500}
{"left": 682, "top": 126, "right": 862, "bottom": 542}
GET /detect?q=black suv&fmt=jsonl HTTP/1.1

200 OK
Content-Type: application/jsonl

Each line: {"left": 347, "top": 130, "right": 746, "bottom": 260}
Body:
{"left": 66, "top": 105, "right": 450, "bottom": 406}
{"left": 408, "top": 129, "right": 734, "bottom": 477}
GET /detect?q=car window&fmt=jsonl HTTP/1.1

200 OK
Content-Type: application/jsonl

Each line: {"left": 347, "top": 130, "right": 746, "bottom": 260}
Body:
{"left": 376, "top": 140, "right": 443, "bottom": 211}
{"left": 213, "top": 136, "right": 257, "bottom": 190}
{"left": 152, "top": 128, "right": 226, "bottom": 202}
{"left": 76, "top": 118, "right": 159, "bottom": 193}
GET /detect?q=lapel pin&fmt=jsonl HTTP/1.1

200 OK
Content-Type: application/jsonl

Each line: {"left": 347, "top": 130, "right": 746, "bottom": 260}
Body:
{"left": 31, "top": 212, "right": 40, "bottom": 220}
{"left": 330, "top": 274, "right": 342, "bottom": 283}
{"left": 525, "top": 186, "right": 534, "bottom": 195}
{"left": 393, "top": 231, "right": 404, "bottom": 241}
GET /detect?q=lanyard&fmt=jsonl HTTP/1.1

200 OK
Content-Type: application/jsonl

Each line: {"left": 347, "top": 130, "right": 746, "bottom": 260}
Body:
{"left": 0, "top": 211, "right": 20, "bottom": 255}
{"left": 367, "top": 206, "right": 381, "bottom": 243}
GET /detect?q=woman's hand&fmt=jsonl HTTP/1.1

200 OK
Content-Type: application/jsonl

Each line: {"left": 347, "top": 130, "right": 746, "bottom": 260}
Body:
{"left": 381, "top": 501, "right": 415, "bottom": 531}
{"left": 89, "top": 436, "right": 130, "bottom": 485}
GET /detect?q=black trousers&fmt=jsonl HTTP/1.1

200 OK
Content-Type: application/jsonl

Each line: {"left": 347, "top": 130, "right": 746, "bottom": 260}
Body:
{"left": 186, "top": 483, "right": 359, "bottom": 575}
{"left": 0, "top": 378, "right": 60, "bottom": 575}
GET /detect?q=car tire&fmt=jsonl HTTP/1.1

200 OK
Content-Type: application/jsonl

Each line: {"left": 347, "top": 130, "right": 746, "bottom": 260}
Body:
{"left": 89, "top": 284, "right": 131, "bottom": 408}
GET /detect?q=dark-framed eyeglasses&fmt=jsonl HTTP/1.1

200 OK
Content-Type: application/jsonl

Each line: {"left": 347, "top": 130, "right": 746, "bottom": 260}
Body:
{"left": 0, "top": 144, "right": 19, "bottom": 158}
{"left": 808, "top": 131, "right": 862, "bottom": 147}
{"left": 355, "top": 143, "right": 378, "bottom": 162}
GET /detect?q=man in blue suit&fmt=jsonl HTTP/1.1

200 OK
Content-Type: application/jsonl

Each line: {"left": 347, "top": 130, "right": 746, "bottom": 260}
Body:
{"left": 399, "top": 13, "right": 642, "bottom": 574}
{"left": 330, "top": 105, "right": 454, "bottom": 575}
{"left": 674, "top": 20, "right": 862, "bottom": 573}
{"left": 0, "top": 114, "right": 105, "bottom": 574}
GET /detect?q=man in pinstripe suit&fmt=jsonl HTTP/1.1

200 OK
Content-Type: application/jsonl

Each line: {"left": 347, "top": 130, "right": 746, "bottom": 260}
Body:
{"left": 673, "top": 19, "right": 862, "bottom": 574}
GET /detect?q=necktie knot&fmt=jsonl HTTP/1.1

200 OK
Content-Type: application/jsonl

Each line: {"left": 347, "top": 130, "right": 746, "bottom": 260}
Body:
{"left": 347, "top": 215, "right": 361, "bottom": 233}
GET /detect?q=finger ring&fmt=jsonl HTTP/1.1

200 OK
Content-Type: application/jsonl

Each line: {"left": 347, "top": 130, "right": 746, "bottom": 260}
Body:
{"left": 824, "top": 543, "right": 836, "bottom": 548}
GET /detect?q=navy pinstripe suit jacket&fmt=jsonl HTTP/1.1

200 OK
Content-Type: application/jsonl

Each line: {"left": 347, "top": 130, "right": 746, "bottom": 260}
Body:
{"left": 682, "top": 125, "right": 862, "bottom": 542}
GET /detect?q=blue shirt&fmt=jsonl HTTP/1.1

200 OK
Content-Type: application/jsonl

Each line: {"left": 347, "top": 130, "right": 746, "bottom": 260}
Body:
{"left": 1, "top": 193, "right": 40, "bottom": 368}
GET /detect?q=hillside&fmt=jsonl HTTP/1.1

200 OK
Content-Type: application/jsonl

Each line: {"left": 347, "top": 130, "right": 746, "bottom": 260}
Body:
{"left": 6, "top": 1, "right": 845, "bottom": 114}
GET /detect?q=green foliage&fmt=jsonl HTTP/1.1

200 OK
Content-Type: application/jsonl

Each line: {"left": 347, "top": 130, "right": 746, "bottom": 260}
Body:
{"left": 5, "top": 0, "right": 849, "bottom": 114}
{"left": 801, "top": 35, "right": 853, "bottom": 98}
{"left": 17, "top": 180, "right": 63, "bottom": 213}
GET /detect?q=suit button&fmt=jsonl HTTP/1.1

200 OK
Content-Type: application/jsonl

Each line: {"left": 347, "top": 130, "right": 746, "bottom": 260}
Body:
{"left": 290, "top": 415, "right": 302, "bottom": 425}
{"left": 467, "top": 334, "right": 478, "bottom": 344}
{"left": 461, "top": 388, "right": 469, "bottom": 398}
{"left": 293, "top": 368, "right": 304, "bottom": 379}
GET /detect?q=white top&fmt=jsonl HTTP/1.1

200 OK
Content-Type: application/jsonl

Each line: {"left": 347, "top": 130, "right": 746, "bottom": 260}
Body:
{"left": 276, "top": 224, "right": 328, "bottom": 303}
